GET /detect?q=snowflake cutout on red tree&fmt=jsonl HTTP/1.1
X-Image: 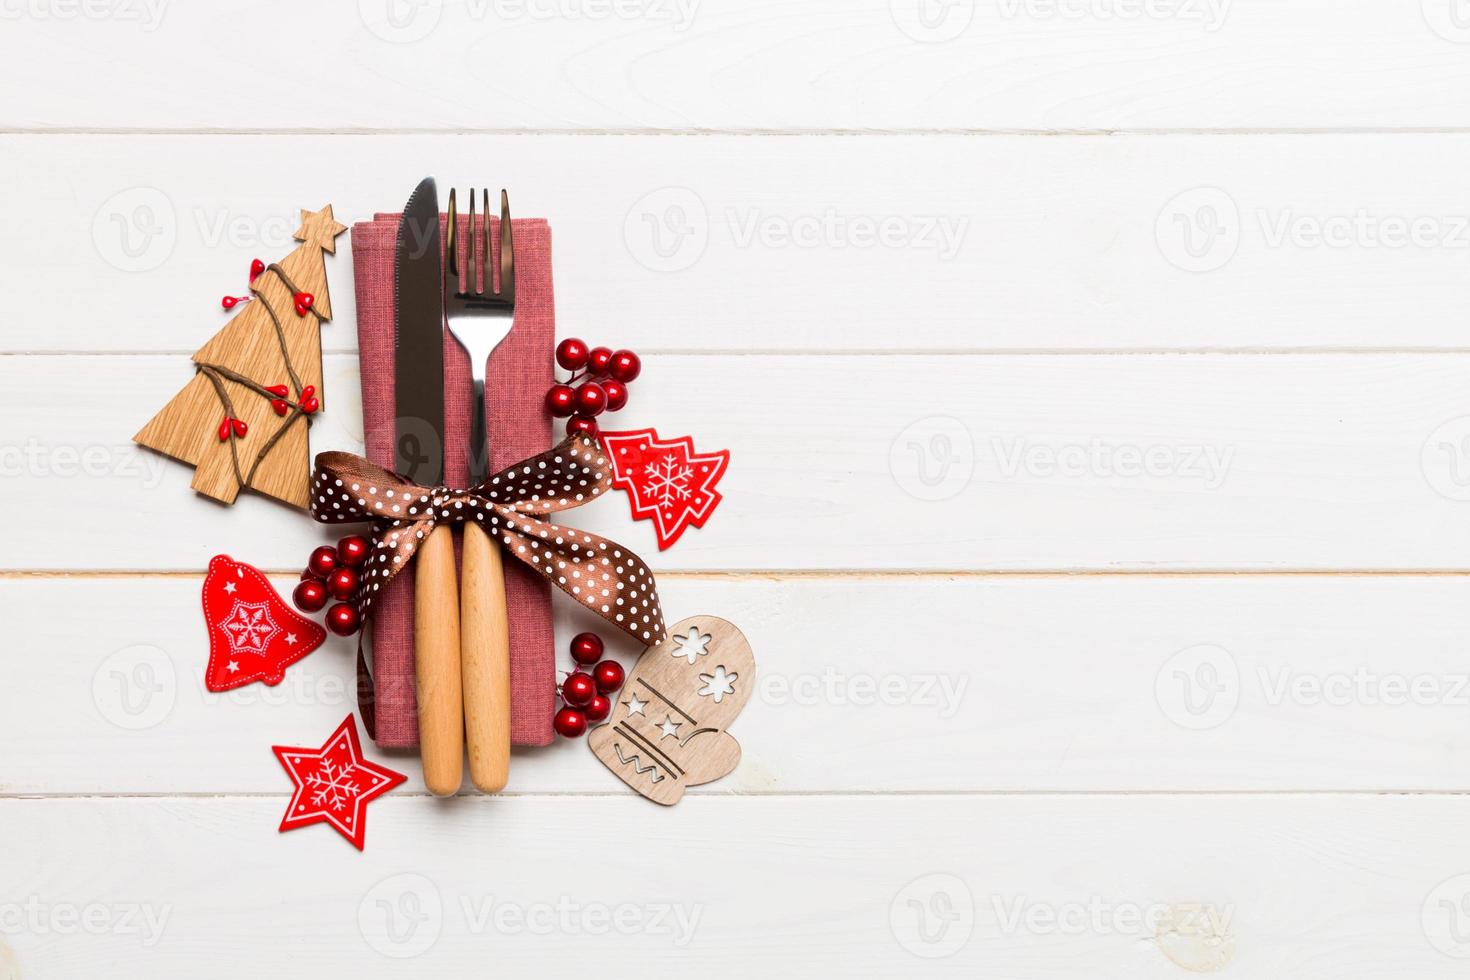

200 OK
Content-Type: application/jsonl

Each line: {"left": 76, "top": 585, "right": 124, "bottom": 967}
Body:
{"left": 201, "top": 555, "right": 326, "bottom": 692}
{"left": 273, "top": 714, "right": 405, "bottom": 850}
{"left": 600, "top": 428, "right": 730, "bottom": 550}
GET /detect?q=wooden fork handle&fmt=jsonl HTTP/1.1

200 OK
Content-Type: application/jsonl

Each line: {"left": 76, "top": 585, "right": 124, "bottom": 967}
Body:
{"left": 461, "top": 521, "right": 512, "bottom": 792}
{"left": 414, "top": 523, "right": 464, "bottom": 797}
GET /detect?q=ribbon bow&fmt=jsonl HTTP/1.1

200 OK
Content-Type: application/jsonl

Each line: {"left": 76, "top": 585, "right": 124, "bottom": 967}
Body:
{"left": 309, "top": 433, "right": 665, "bottom": 646}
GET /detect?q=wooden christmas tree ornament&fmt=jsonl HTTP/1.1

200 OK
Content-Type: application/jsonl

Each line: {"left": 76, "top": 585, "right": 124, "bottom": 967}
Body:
{"left": 588, "top": 615, "right": 755, "bottom": 805}
{"left": 135, "top": 205, "right": 346, "bottom": 509}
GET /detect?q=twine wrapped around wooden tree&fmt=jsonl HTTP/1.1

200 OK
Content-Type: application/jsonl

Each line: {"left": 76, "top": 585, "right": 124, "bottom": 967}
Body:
{"left": 135, "top": 205, "right": 346, "bottom": 509}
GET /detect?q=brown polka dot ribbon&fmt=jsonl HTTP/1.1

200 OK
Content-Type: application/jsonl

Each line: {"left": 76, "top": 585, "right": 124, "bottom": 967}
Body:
{"left": 309, "top": 433, "right": 666, "bottom": 646}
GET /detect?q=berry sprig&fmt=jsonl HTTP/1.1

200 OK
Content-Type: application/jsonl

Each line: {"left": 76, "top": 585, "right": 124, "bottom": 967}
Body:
{"left": 220, "top": 256, "right": 314, "bottom": 318}
{"left": 553, "top": 631, "right": 626, "bottom": 738}
{"left": 291, "top": 535, "right": 370, "bottom": 636}
{"left": 545, "top": 338, "right": 642, "bottom": 438}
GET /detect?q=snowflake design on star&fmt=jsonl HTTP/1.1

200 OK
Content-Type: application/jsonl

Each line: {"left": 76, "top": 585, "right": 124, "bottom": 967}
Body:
{"left": 697, "top": 665, "right": 738, "bottom": 703}
{"left": 217, "top": 600, "right": 280, "bottom": 655}
{"left": 671, "top": 627, "right": 712, "bottom": 665}
{"left": 306, "top": 759, "right": 362, "bottom": 812}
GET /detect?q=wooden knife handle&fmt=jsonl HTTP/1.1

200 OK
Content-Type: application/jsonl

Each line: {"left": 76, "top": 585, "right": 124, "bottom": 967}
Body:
{"left": 414, "top": 522, "right": 464, "bottom": 797}
{"left": 461, "top": 521, "right": 512, "bottom": 793}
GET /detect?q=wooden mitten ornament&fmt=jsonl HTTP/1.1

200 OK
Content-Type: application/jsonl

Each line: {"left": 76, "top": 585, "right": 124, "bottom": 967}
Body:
{"left": 588, "top": 615, "right": 754, "bottom": 805}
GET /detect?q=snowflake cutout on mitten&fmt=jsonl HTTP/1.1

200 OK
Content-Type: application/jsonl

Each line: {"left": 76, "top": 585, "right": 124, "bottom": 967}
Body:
{"left": 600, "top": 429, "right": 730, "bottom": 550}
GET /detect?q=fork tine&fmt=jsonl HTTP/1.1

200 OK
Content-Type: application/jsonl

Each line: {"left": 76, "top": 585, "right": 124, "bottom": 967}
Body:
{"left": 499, "top": 188, "right": 514, "bottom": 302}
{"left": 466, "top": 188, "right": 478, "bottom": 295}
{"left": 446, "top": 187, "right": 461, "bottom": 295}
{"left": 481, "top": 189, "right": 492, "bottom": 297}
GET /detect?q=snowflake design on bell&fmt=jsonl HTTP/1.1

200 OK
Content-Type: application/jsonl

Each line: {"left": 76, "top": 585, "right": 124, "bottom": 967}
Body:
{"left": 217, "top": 600, "right": 280, "bottom": 655}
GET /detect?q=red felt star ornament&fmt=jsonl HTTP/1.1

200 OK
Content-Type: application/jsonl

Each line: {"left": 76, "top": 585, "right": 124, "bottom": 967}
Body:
{"left": 599, "top": 428, "right": 730, "bottom": 550}
{"left": 273, "top": 714, "right": 405, "bottom": 850}
{"left": 201, "top": 555, "right": 326, "bottom": 692}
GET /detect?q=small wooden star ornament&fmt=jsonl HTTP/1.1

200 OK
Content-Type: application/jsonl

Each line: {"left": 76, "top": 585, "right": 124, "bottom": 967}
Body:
{"left": 273, "top": 715, "right": 406, "bottom": 850}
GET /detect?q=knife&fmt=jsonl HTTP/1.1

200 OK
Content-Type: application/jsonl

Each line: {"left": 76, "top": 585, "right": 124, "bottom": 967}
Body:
{"left": 395, "top": 176, "right": 464, "bottom": 797}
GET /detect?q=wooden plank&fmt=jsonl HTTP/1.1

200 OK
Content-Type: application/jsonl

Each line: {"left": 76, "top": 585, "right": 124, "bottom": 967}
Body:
{"left": 8, "top": 352, "right": 1470, "bottom": 572}
{"left": 0, "top": 794, "right": 1465, "bottom": 977}
{"left": 11, "top": 573, "right": 1470, "bottom": 795}
{"left": 4, "top": 1, "right": 1470, "bottom": 132}
{"left": 10, "top": 133, "right": 1470, "bottom": 354}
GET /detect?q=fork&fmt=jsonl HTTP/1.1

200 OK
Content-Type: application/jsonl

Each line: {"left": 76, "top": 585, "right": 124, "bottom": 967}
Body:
{"left": 446, "top": 187, "right": 516, "bottom": 793}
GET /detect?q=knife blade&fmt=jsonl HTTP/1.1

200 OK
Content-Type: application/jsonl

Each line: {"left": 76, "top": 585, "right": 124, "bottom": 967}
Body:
{"left": 395, "top": 176, "right": 464, "bottom": 797}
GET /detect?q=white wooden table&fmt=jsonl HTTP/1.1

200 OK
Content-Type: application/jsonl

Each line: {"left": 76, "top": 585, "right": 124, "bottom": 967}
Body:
{"left": 5, "top": 2, "right": 1470, "bottom": 976}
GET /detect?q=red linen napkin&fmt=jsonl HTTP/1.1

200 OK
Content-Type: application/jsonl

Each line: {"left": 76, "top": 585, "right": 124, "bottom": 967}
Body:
{"left": 351, "top": 213, "right": 555, "bottom": 748}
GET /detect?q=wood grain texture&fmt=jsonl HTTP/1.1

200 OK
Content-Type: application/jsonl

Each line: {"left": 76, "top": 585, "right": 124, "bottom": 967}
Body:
{"left": 414, "top": 524, "right": 464, "bottom": 797}
{"left": 4, "top": 1, "right": 1470, "bottom": 132}
{"left": 2, "top": 794, "right": 1468, "bottom": 978}
{"left": 14, "top": 573, "right": 1470, "bottom": 796}
{"left": 461, "top": 522, "right": 511, "bottom": 793}
{"left": 589, "top": 615, "right": 754, "bottom": 804}
{"left": 16, "top": 133, "right": 1470, "bottom": 355}
{"left": 11, "top": 352, "right": 1470, "bottom": 573}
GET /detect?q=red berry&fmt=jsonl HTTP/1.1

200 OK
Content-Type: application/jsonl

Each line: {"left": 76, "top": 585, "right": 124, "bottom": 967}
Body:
{"left": 562, "top": 671, "right": 596, "bottom": 707}
{"left": 608, "top": 350, "right": 641, "bottom": 383}
{"left": 587, "top": 346, "right": 613, "bottom": 375}
{"left": 294, "top": 291, "right": 314, "bottom": 310}
{"left": 556, "top": 338, "right": 590, "bottom": 371}
{"left": 221, "top": 295, "right": 248, "bottom": 310}
{"left": 326, "top": 566, "right": 359, "bottom": 601}
{"left": 593, "top": 659, "right": 625, "bottom": 694}
{"left": 271, "top": 399, "right": 289, "bottom": 416}
{"left": 265, "top": 384, "right": 290, "bottom": 398}
{"left": 570, "top": 631, "right": 604, "bottom": 665}
{"left": 602, "top": 379, "right": 628, "bottom": 412}
{"left": 567, "top": 416, "right": 598, "bottom": 437}
{"left": 545, "top": 384, "right": 576, "bottom": 418}
{"left": 574, "top": 382, "right": 607, "bottom": 417}
{"left": 584, "top": 694, "right": 612, "bottom": 723}
{"left": 301, "top": 385, "right": 316, "bottom": 399}
{"left": 325, "top": 602, "right": 360, "bottom": 636}
{"left": 553, "top": 706, "right": 587, "bottom": 738}
{"left": 217, "top": 417, "right": 231, "bottom": 441}
{"left": 300, "top": 567, "right": 319, "bottom": 581}
{"left": 307, "top": 545, "right": 339, "bottom": 578}
{"left": 337, "top": 535, "right": 370, "bottom": 568}
{"left": 249, "top": 258, "right": 266, "bottom": 281}
{"left": 230, "top": 418, "right": 248, "bottom": 438}
{"left": 301, "top": 396, "right": 320, "bottom": 414}
{"left": 292, "top": 579, "right": 328, "bottom": 612}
